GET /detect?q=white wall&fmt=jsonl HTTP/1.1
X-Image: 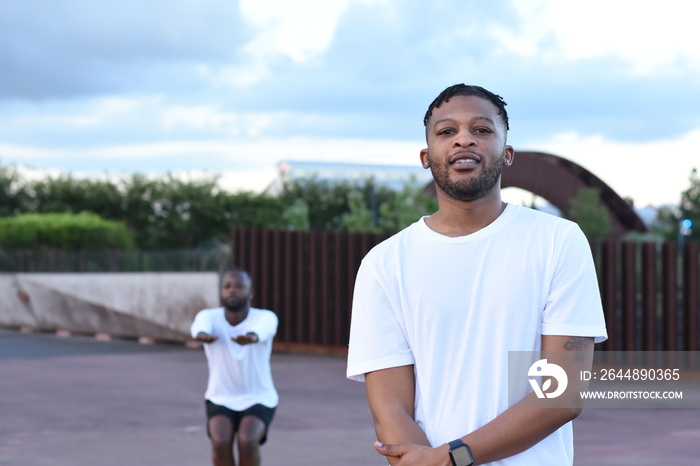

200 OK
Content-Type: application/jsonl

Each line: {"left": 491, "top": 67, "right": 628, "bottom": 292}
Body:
{"left": 0, "top": 273, "right": 219, "bottom": 341}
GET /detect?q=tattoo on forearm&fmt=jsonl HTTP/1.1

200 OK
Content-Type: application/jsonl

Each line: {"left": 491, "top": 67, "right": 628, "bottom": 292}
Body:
{"left": 563, "top": 337, "right": 589, "bottom": 361}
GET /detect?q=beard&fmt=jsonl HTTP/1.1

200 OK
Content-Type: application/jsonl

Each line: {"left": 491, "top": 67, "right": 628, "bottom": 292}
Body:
{"left": 431, "top": 154, "right": 504, "bottom": 202}
{"left": 222, "top": 294, "right": 249, "bottom": 312}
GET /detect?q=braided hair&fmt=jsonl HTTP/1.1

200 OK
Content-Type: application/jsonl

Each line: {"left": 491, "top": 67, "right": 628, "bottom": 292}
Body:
{"left": 423, "top": 84, "right": 509, "bottom": 131}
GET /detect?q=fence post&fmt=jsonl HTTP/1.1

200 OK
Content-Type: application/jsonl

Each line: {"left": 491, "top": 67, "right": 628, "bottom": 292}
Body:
{"left": 600, "top": 242, "right": 617, "bottom": 351}
{"left": 320, "top": 231, "right": 329, "bottom": 346}
{"left": 662, "top": 243, "right": 678, "bottom": 351}
{"left": 683, "top": 243, "right": 699, "bottom": 351}
{"left": 641, "top": 243, "right": 658, "bottom": 351}
{"left": 621, "top": 242, "right": 637, "bottom": 351}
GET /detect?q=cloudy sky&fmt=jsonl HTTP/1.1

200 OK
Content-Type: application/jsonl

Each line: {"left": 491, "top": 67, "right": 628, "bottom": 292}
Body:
{"left": 1, "top": 0, "right": 698, "bottom": 207}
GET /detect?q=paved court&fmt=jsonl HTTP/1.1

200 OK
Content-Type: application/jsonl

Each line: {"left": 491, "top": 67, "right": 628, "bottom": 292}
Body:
{"left": 1, "top": 328, "right": 699, "bottom": 465}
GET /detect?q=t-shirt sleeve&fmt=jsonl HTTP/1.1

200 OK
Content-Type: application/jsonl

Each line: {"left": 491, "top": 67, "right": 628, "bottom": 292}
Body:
{"left": 253, "top": 311, "right": 278, "bottom": 342}
{"left": 190, "top": 310, "right": 213, "bottom": 338}
{"left": 541, "top": 224, "right": 608, "bottom": 343}
{"left": 346, "top": 258, "right": 415, "bottom": 382}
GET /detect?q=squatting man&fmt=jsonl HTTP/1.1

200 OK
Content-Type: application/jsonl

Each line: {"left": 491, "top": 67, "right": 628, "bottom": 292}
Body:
{"left": 191, "top": 268, "right": 278, "bottom": 466}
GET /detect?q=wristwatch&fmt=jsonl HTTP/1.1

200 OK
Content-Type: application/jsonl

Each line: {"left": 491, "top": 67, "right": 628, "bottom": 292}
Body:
{"left": 448, "top": 439, "right": 474, "bottom": 466}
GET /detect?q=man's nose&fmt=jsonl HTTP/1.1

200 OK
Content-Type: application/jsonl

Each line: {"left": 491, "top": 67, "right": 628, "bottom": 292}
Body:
{"left": 453, "top": 130, "right": 476, "bottom": 147}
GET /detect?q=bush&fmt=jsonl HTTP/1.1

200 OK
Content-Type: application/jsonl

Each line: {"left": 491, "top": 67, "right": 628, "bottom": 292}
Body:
{"left": 0, "top": 212, "right": 134, "bottom": 250}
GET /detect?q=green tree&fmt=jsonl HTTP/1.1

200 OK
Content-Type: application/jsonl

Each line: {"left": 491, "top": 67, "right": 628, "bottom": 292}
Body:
{"left": 282, "top": 198, "right": 311, "bottom": 230}
{"left": 17, "top": 169, "right": 288, "bottom": 249}
{"left": 138, "top": 174, "right": 227, "bottom": 249}
{"left": 0, "top": 160, "right": 443, "bottom": 246}
{"left": 567, "top": 187, "right": 611, "bottom": 242}
{"left": 278, "top": 178, "right": 347, "bottom": 230}
{"left": 224, "top": 192, "right": 287, "bottom": 229}
{"left": 0, "top": 162, "right": 31, "bottom": 216}
{"left": 648, "top": 168, "right": 700, "bottom": 243}
{"left": 342, "top": 190, "right": 375, "bottom": 232}
{"left": 679, "top": 168, "right": 700, "bottom": 242}
{"left": 377, "top": 180, "right": 438, "bottom": 232}
{"left": 279, "top": 176, "right": 436, "bottom": 233}
{"left": 120, "top": 174, "right": 161, "bottom": 248}
{"left": 277, "top": 177, "right": 381, "bottom": 231}
{"left": 122, "top": 174, "right": 286, "bottom": 249}
{"left": 649, "top": 205, "right": 679, "bottom": 241}
{"left": 29, "top": 175, "right": 123, "bottom": 219}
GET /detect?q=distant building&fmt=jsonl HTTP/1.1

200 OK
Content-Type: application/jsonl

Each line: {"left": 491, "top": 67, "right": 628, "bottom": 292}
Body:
{"left": 266, "top": 160, "right": 433, "bottom": 194}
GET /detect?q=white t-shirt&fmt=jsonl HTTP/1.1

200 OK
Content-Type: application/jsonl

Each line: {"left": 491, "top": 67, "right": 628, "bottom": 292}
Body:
{"left": 191, "top": 307, "right": 279, "bottom": 410}
{"left": 347, "top": 204, "right": 607, "bottom": 465}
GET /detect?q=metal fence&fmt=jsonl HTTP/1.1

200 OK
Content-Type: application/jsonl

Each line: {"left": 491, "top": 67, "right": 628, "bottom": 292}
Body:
{"left": 0, "top": 248, "right": 231, "bottom": 273}
{"left": 595, "top": 241, "right": 699, "bottom": 352}
{"left": 3, "top": 232, "right": 698, "bottom": 354}
{"left": 233, "top": 228, "right": 700, "bottom": 354}
{"left": 232, "top": 228, "right": 391, "bottom": 354}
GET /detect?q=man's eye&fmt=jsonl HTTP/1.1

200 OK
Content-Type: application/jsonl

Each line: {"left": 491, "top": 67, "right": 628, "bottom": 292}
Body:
{"left": 437, "top": 128, "right": 455, "bottom": 135}
{"left": 474, "top": 128, "right": 492, "bottom": 134}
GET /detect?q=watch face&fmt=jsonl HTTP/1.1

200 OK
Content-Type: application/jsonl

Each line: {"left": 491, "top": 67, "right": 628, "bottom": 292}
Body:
{"left": 450, "top": 445, "right": 474, "bottom": 466}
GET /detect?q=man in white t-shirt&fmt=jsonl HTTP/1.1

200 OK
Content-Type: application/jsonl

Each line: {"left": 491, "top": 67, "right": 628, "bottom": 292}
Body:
{"left": 191, "top": 268, "right": 278, "bottom": 466}
{"left": 346, "top": 84, "right": 607, "bottom": 465}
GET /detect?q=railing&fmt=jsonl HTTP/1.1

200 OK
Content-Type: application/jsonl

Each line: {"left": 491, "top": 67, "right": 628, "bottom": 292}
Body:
{"left": 233, "top": 228, "right": 700, "bottom": 354}
{"left": 0, "top": 248, "right": 230, "bottom": 273}
{"left": 595, "top": 241, "right": 699, "bottom": 352}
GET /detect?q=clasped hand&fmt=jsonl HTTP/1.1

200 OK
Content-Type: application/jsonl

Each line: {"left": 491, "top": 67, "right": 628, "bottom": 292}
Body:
{"left": 374, "top": 441, "right": 451, "bottom": 466}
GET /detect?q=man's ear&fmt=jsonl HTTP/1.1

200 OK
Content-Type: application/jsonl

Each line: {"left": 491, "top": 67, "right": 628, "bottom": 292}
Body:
{"left": 503, "top": 146, "right": 515, "bottom": 166}
{"left": 420, "top": 148, "right": 430, "bottom": 169}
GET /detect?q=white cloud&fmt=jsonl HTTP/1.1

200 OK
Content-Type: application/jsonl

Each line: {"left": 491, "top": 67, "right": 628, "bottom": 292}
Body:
{"left": 161, "top": 105, "right": 239, "bottom": 133}
{"left": 0, "top": 144, "right": 59, "bottom": 159}
{"left": 527, "top": 128, "right": 700, "bottom": 206}
{"left": 214, "top": 0, "right": 353, "bottom": 87}
{"left": 217, "top": 0, "right": 389, "bottom": 87}
{"left": 238, "top": 0, "right": 349, "bottom": 63}
{"left": 506, "top": 0, "right": 700, "bottom": 75}
{"left": 0, "top": 135, "right": 424, "bottom": 191}
{"left": 1, "top": 0, "right": 698, "bottom": 212}
{"left": 11, "top": 96, "right": 162, "bottom": 129}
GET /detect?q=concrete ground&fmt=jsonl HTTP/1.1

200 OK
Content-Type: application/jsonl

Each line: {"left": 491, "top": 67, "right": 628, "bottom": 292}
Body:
{"left": 1, "top": 328, "right": 699, "bottom": 465}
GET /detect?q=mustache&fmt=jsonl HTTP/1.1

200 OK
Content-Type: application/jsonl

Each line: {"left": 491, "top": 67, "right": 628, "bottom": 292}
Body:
{"left": 222, "top": 295, "right": 250, "bottom": 308}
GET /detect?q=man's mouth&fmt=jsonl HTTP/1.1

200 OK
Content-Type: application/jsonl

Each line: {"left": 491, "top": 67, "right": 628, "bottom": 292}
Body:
{"left": 450, "top": 152, "right": 481, "bottom": 167}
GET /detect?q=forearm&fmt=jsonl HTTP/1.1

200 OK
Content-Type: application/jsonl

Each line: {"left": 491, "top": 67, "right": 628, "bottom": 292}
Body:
{"left": 375, "top": 408, "right": 431, "bottom": 465}
{"left": 459, "top": 397, "right": 579, "bottom": 464}
{"left": 372, "top": 337, "right": 595, "bottom": 465}
{"left": 366, "top": 365, "right": 430, "bottom": 464}
{"left": 374, "top": 409, "right": 430, "bottom": 447}
{"left": 458, "top": 335, "right": 593, "bottom": 464}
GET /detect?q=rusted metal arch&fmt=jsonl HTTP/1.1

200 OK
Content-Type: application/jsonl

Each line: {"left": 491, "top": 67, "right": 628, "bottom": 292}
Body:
{"left": 499, "top": 151, "right": 647, "bottom": 239}
{"left": 423, "top": 150, "right": 647, "bottom": 239}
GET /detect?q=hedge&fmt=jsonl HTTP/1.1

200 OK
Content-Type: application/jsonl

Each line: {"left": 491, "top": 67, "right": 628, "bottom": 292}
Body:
{"left": 0, "top": 212, "right": 134, "bottom": 250}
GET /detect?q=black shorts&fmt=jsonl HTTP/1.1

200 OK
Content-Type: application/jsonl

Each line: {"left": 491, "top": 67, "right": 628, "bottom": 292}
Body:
{"left": 205, "top": 400, "right": 276, "bottom": 445}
